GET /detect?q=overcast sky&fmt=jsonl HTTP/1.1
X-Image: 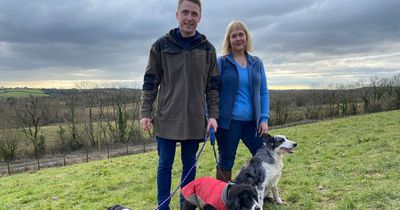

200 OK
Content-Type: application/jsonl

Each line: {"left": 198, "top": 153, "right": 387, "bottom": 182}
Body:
{"left": 1, "top": 0, "right": 399, "bottom": 89}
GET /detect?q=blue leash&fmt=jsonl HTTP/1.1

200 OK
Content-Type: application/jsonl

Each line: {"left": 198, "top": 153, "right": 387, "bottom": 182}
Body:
{"left": 154, "top": 128, "right": 216, "bottom": 210}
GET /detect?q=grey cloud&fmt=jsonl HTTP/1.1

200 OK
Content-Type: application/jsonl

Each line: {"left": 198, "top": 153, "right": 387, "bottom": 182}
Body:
{"left": 0, "top": 0, "right": 399, "bottom": 88}
{"left": 255, "top": 0, "right": 400, "bottom": 54}
{"left": 0, "top": 0, "right": 174, "bottom": 44}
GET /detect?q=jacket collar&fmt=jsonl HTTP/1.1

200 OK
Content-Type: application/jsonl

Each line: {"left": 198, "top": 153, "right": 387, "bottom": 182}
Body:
{"left": 226, "top": 52, "right": 257, "bottom": 66}
{"left": 165, "top": 28, "right": 207, "bottom": 49}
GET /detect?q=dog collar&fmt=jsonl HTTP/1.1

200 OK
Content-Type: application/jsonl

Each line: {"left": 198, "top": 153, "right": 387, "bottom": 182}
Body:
{"left": 221, "top": 182, "right": 235, "bottom": 205}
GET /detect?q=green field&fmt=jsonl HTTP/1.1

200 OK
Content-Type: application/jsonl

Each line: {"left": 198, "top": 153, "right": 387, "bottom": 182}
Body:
{"left": 0, "top": 111, "right": 399, "bottom": 209}
{"left": 0, "top": 89, "right": 48, "bottom": 98}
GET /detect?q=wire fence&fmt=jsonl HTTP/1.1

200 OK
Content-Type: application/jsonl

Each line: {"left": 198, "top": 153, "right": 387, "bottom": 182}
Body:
{"left": 0, "top": 143, "right": 156, "bottom": 176}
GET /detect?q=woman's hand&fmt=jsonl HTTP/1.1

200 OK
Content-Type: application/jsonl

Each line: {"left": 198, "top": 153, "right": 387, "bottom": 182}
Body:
{"left": 258, "top": 122, "right": 269, "bottom": 135}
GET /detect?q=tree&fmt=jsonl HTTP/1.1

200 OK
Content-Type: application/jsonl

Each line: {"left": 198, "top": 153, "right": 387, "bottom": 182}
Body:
{"left": 271, "top": 97, "right": 291, "bottom": 125}
{"left": 0, "top": 129, "right": 21, "bottom": 175}
{"left": 78, "top": 82, "right": 100, "bottom": 147}
{"left": 326, "top": 84, "right": 340, "bottom": 118}
{"left": 305, "top": 87, "right": 323, "bottom": 120}
{"left": 356, "top": 79, "right": 372, "bottom": 114}
{"left": 369, "top": 76, "right": 387, "bottom": 112}
{"left": 15, "top": 95, "right": 47, "bottom": 170}
{"left": 57, "top": 125, "right": 67, "bottom": 166}
{"left": 392, "top": 74, "right": 400, "bottom": 109}
{"left": 65, "top": 93, "right": 83, "bottom": 151}
{"left": 97, "top": 97, "right": 111, "bottom": 158}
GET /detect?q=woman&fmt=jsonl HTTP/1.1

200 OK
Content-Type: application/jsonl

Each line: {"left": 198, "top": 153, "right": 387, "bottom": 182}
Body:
{"left": 216, "top": 20, "right": 269, "bottom": 181}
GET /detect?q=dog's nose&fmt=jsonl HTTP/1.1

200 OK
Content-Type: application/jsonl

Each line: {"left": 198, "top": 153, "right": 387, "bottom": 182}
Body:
{"left": 293, "top": 143, "right": 297, "bottom": 147}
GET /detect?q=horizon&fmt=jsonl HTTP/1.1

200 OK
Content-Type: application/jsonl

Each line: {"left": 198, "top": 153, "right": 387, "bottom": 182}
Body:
{"left": 0, "top": 80, "right": 310, "bottom": 90}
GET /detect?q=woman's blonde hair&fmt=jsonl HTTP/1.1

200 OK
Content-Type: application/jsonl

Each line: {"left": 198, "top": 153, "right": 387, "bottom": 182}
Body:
{"left": 221, "top": 20, "right": 253, "bottom": 55}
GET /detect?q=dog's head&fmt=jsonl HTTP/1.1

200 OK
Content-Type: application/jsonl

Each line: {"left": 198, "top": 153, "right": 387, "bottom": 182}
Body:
{"left": 262, "top": 134, "right": 297, "bottom": 154}
{"left": 107, "top": 205, "right": 131, "bottom": 210}
{"left": 226, "top": 183, "right": 261, "bottom": 210}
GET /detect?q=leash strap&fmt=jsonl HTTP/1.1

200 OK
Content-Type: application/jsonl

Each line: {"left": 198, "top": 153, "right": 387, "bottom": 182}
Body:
{"left": 154, "top": 132, "right": 211, "bottom": 210}
{"left": 209, "top": 128, "right": 229, "bottom": 182}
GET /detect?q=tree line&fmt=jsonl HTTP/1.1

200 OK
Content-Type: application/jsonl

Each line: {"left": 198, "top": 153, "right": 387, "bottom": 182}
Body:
{"left": 0, "top": 86, "right": 153, "bottom": 175}
{"left": 1, "top": 74, "right": 400, "bottom": 175}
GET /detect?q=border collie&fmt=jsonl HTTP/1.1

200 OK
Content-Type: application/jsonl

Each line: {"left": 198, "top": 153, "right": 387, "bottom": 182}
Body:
{"left": 107, "top": 205, "right": 131, "bottom": 210}
{"left": 235, "top": 134, "right": 297, "bottom": 207}
{"left": 181, "top": 176, "right": 261, "bottom": 210}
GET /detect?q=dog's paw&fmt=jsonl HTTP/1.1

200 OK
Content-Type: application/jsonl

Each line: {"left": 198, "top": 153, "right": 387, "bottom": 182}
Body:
{"left": 276, "top": 199, "right": 287, "bottom": 205}
{"left": 263, "top": 196, "right": 275, "bottom": 203}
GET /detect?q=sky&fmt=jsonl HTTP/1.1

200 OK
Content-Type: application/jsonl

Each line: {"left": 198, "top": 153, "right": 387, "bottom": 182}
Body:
{"left": 0, "top": 0, "right": 399, "bottom": 89}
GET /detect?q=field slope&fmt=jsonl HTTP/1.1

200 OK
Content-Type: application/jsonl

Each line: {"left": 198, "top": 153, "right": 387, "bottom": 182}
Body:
{"left": 0, "top": 111, "right": 399, "bottom": 209}
{"left": 0, "top": 89, "right": 48, "bottom": 98}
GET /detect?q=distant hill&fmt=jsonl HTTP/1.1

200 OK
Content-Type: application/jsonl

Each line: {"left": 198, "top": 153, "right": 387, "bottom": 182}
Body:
{"left": 0, "top": 88, "right": 48, "bottom": 98}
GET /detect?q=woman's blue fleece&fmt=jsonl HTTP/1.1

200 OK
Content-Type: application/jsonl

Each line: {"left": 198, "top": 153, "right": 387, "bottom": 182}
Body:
{"left": 217, "top": 52, "right": 269, "bottom": 130}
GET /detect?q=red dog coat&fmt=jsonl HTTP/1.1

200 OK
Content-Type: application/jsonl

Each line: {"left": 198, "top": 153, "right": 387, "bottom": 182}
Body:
{"left": 181, "top": 176, "right": 229, "bottom": 210}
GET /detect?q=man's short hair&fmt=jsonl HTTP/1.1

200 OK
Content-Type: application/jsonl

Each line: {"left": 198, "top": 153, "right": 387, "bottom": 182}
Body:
{"left": 178, "top": 0, "right": 202, "bottom": 13}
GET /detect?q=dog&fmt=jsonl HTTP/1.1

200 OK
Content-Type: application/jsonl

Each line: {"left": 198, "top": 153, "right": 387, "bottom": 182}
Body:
{"left": 107, "top": 205, "right": 131, "bottom": 210}
{"left": 234, "top": 134, "right": 297, "bottom": 207}
{"left": 181, "top": 176, "right": 261, "bottom": 210}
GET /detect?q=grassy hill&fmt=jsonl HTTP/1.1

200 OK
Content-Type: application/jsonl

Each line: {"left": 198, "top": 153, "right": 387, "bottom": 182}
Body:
{"left": 0, "top": 111, "right": 399, "bottom": 210}
{"left": 0, "top": 89, "right": 48, "bottom": 98}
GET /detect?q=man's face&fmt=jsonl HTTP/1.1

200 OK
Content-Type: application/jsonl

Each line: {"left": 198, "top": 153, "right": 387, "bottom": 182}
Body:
{"left": 176, "top": 0, "right": 201, "bottom": 37}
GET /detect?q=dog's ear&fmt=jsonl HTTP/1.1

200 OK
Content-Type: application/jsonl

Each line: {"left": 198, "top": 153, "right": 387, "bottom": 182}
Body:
{"left": 228, "top": 184, "right": 255, "bottom": 198}
{"left": 107, "top": 205, "right": 132, "bottom": 210}
{"left": 227, "top": 184, "right": 241, "bottom": 198}
{"left": 260, "top": 133, "right": 273, "bottom": 145}
{"left": 261, "top": 133, "right": 272, "bottom": 139}
{"left": 262, "top": 133, "right": 276, "bottom": 147}
{"left": 226, "top": 184, "right": 241, "bottom": 209}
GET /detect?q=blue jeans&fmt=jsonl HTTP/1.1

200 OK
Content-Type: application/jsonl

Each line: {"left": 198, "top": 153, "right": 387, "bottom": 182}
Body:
{"left": 156, "top": 136, "right": 200, "bottom": 210}
{"left": 216, "top": 119, "right": 263, "bottom": 170}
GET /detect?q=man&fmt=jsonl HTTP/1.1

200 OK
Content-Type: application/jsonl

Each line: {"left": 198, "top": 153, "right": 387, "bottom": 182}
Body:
{"left": 140, "top": 0, "right": 219, "bottom": 209}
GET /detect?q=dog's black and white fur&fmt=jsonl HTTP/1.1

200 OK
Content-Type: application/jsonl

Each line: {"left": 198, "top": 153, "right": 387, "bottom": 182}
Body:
{"left": 107, "top": 205, "right": 131, "bottom": 210}
{"left": 182, "top": 181, "right": 261, "bottom": 210}
{"left": 235, "top": 134, "right": 297, "bottom": 207}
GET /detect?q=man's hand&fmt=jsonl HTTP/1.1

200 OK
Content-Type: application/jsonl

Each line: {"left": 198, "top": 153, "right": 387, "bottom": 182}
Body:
{"left": 140, "top": 118, "right": 152, "bottom": 131}
{"left": 207, "top": 118, "right": 218, "bottom": 133}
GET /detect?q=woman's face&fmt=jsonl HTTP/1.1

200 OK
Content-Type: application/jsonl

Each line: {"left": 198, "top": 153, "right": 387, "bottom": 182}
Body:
{"left": 229, "top": 28, "right": 247, "bottom": 53}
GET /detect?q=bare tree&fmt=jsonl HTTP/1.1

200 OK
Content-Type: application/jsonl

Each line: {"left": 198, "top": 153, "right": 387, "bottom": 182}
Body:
{"left": 270, "top": 97, "right": 291, "bottom": 125}
{"left": 105, "top": 88, "right": 132, "bottom": 146}
{"left": 380, "top": 78, "right": 394, "bottom": 110}
{"left": 326, "top": 84, "right": 340, "bottom": 118}
{"left": 129, "top": 89, "right": 147, "bottom": 152}
{"left": 65, "top": 92, "right": 83, "bottom": 151}
{"left": 0, "top": 128, "right": 21, "bottom": 175}
{"left": 356, "top": 79, "right": 372, "bottom": 114}
{"left": 78, "top": 82, "right": 100, "bottom": 147}
{"left": 392, "top": 74, "right": 400, "bottom": 109}
{"left": 56, "top": 125, "right": 67, "bottom": 166}
{"left": 97, "top": 98, "right": 111, "bottom": 158}
{"left": 369, "top": 76, "right": 387, "bottom": 112}
{"left": 15, "top": 95, "right": 47, "bottom": 170}
{"left": 305, "top": 86, "right": 323, "bottom": 120}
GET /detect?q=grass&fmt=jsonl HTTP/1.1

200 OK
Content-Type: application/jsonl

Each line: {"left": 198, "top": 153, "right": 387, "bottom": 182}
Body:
{"left": 1, "top": 110, "right": 399, "bottom": 209}
{"left": 0, "top": 89, "right": 48, "bottom": 98}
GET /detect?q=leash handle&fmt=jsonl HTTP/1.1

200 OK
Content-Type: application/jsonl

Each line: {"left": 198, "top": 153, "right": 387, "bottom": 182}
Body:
{"left": 209, "top": 127, "right": 216, "bottom": 145}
